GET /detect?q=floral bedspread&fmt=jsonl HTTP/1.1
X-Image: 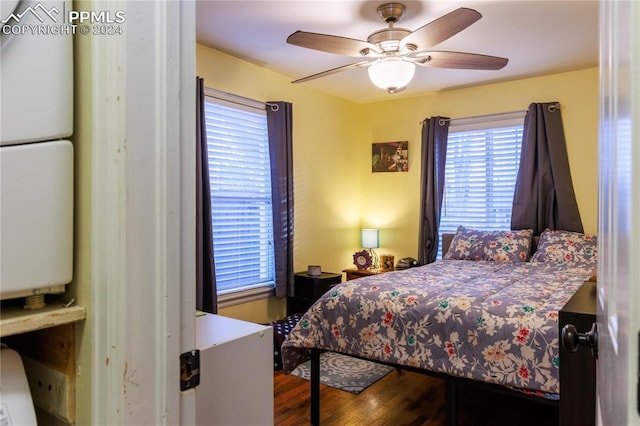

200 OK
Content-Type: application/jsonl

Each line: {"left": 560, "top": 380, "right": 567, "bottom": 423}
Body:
{"left": 281, "top": 260, "right": 595, "bottom": 395}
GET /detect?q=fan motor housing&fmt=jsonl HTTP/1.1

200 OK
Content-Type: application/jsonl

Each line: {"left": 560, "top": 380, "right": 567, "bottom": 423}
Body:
{"left": 367, "top": 28, "right": 412, "bottom": 52}
{"left": 377, "top": 3, "right": 406, "bottom": 23}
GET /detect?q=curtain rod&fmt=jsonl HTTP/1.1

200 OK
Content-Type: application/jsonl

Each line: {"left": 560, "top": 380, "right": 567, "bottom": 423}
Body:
{"left": 204, "top": 86, "right": 279, "bottom": 111}
{"left": 439, "top": 109, "right": 528, "bottom": 124}
{"left": 421, "top": 103, "right": 561, "bottom": 126}
{"left": 547, "top": 102, "right": 561, "bottom": 112}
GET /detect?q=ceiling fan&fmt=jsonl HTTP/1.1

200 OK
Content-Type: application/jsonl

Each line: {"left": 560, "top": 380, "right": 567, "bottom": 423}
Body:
{"left": 287, "top": 2, "right": 508, "bottom": 94}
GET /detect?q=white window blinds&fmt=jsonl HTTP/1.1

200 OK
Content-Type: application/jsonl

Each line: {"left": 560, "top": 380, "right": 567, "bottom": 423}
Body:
{"left": 438, "top": 111, "right": 526, "bottom": 257}
{"left": 204, "top": 93, "right": 275, "bottom": 294}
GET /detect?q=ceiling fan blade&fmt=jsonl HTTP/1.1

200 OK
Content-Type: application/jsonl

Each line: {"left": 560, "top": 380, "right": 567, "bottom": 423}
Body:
{"left": 291, "top": 60, "right": 373, "bottom": 83}
{"left": 401, "top": 8, "right": 482, "bottom": 50}
{"left": 287, "top": 31, "right": 379, "bottom": 57}
{"left": 413, "top": 51, "right": 508, "bottom": 70}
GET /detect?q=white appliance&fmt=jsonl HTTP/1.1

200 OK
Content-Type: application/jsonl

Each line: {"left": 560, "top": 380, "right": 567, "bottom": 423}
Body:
{"left": 0, "top": 0, "right": 73, "bottom": 145}
{"left": 196, "top": 314, "right": 274, "bottom": 426}
{"left": 0, "top": 140, "right": 74, "bottom": 299}
{"left": 0, "top": 0, "right": 74, "bottom": 301}
{"left": 0, "top": 347, "right": 38, "bottom": 426}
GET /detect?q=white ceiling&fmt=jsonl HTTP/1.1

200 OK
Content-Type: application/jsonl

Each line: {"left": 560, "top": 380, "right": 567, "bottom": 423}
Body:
{"left": 196, "top": 1, "right": 599, "bottom": 103}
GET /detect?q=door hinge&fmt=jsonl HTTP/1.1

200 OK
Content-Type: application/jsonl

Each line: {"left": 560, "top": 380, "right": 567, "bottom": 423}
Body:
{"left": 180, "top": 349, "right": 200, "bottom": 391}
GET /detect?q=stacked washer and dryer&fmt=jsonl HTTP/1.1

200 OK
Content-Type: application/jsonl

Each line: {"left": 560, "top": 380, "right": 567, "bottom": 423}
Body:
{"left": 1, "top": 1, "right": 73, "bottom": 424}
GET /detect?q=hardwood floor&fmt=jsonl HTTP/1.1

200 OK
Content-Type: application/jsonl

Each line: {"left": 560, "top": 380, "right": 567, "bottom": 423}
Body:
{"left": 274, "top": 369, "right": 559, "bottom": 426}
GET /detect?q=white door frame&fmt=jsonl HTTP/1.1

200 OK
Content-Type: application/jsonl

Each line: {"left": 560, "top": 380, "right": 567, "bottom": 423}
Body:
{"left": 91, "top": 1, "right": 196, "bottom": 424}
{"left": 596, "top": 0, "right": 640, "bottom": 424}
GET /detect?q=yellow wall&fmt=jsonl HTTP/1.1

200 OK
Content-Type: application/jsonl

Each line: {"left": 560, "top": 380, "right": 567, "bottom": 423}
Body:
{"left": 360, "top": 68, "right": 599, "bottom": 262}
{"left": 197, "top": 44, "right": 599, "bottom": 322}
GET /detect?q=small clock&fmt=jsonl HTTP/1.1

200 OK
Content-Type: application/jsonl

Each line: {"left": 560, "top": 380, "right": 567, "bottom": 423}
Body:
{"left": 353, "top": 250, "right": 372, "bottom": 270}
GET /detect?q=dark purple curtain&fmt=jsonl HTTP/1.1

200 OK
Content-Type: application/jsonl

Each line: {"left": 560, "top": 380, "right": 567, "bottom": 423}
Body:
{"left": 418, "top": 116, "right": 450, "bottom": 264}
{"left": 266, "top": 102, "right": 294, "bottom": 298}
{"left": 511, "top": 102, "right": 583, "bottom": 234}
{"left": 195, "top": 77, "right": 217, "bottom": 313}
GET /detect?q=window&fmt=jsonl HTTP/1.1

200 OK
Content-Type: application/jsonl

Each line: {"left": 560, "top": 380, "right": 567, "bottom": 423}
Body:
{"left": 438, "top": 111, "right": 526, "bottom": 257}
{"left": 204, "top": 89, "right": 275, "bottom": 295}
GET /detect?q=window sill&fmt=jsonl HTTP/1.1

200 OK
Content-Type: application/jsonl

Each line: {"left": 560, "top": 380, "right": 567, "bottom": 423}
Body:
{"left": 217, "top": 286, "right": 275, "bottom": 309}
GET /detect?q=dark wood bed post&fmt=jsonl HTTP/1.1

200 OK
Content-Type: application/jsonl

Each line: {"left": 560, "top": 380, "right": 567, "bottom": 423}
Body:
{"left": 310, "top": 348, "right": 321, "bottom": 425}
{"left": 445, "top": 376, "right": 458, "bottom": 426}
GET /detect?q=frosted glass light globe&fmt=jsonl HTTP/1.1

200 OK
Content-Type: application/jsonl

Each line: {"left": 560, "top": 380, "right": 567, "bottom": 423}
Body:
{"left": 368, "top": 59, "right": 416, "bottom": 93}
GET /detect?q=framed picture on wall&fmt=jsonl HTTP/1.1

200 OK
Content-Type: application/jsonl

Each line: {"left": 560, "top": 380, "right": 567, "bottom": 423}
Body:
{"left": 372, "top": 141, "right": 408, "bottom": 172}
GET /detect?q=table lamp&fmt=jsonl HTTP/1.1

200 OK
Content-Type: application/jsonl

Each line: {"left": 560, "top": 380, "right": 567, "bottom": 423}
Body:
{"left": 361, "top": 229, "right": 379, "bottom": 269}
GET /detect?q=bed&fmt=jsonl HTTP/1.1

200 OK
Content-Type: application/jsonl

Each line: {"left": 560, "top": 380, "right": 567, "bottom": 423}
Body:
{"left": 281, "top": 227, "right": 598, "bottom": 425}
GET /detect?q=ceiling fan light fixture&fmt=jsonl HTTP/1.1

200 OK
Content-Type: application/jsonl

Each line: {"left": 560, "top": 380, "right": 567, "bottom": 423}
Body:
{"left": 367, "top": 58, "right": 415, "bottom": 93}
{"left": 379, "top": 40, "right": 400, "bottom": 52}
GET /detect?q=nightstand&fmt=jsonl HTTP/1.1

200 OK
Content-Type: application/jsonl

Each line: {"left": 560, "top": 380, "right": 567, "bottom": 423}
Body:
{"left": 342, "top": 268, "right": 387, "bottom": 281}
{"left": 559, "top": 280, "right": 596, "bottom": 426}
{"left": 287, "top": 271, "right": 342, "bottom": 315}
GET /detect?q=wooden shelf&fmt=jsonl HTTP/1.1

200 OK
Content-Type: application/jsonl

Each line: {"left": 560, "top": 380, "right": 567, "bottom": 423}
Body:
{"left": 1, "top": 303, "right": 86, "bottom": 337}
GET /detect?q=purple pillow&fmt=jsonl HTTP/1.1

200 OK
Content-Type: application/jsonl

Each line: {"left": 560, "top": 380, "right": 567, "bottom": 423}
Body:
{"left": 530, "top": 229, "right": 597, "bottom": 266}
{"left": 444, "top": 226, "right": 533, "bottom": 262}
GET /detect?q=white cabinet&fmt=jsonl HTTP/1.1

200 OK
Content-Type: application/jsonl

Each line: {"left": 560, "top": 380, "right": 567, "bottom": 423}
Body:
{"left": 196, "top": 314, "right": 273, "bottom": 426}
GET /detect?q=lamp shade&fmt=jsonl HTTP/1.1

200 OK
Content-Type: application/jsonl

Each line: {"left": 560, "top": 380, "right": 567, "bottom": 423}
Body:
{"left": 361, "top": 229, "right": 380, "bottom": 249}
{"left": 367, "top": 58, "right": 415, "bottom": 92}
